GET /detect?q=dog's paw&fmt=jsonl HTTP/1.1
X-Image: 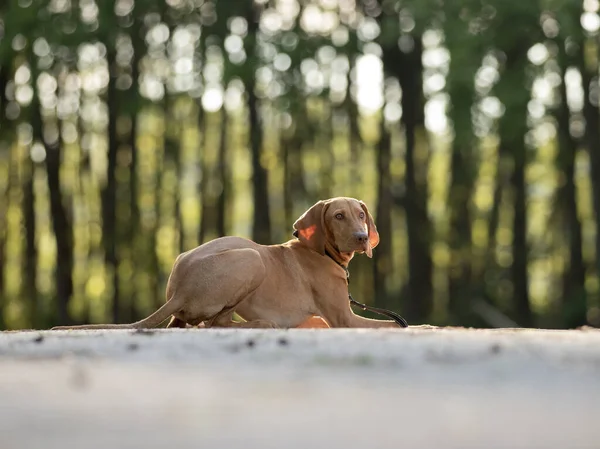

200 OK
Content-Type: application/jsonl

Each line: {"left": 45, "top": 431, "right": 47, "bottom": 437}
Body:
{"left": 296, "top": 316, "right": 330, "bottom": 329}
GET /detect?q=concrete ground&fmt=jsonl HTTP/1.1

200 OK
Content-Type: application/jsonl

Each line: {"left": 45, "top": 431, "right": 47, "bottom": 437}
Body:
{"left": 1, "top": 327, "right": 600, "bottom": 449}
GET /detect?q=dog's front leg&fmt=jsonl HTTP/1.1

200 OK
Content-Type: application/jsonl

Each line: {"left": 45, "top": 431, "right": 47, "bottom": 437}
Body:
{"left": 342, "top": 311, "right": 400, "bottom": 328}
{"left": 319, "top": 295, "right": 401, "bottom": 328}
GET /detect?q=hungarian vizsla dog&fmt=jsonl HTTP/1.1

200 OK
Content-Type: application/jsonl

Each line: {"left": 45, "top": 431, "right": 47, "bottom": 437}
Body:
{"left": 53, "top": 197, "right": 402, "bottom": 330}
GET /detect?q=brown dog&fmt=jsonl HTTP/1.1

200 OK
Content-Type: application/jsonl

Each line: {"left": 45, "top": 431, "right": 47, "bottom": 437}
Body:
{"left": 53, "top": 197, "right": 401, "bottom": 330}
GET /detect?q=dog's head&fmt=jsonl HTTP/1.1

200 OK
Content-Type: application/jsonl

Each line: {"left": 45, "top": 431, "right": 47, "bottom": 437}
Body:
{"left": 293, "top": 197, "right": 379, "bottom": 258}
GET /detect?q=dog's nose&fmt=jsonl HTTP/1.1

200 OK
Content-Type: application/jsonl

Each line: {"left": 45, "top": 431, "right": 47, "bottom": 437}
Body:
{"left": 354, "top": 232, "right": 368, "bottom": 244}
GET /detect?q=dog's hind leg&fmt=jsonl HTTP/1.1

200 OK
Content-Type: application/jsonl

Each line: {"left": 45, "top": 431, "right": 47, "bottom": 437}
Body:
{"left": 170, "top": 247, "right": 269, "bottom": 328}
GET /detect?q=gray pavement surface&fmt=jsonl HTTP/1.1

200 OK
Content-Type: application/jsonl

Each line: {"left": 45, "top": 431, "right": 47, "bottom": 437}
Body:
{"left": 1, "top": 327, "right": 599, "bottom": 449}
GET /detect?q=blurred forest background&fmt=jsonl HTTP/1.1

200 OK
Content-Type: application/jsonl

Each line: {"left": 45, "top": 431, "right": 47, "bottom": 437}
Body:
{"left": 1, "top": 0, "right": 600, "bottom": 330}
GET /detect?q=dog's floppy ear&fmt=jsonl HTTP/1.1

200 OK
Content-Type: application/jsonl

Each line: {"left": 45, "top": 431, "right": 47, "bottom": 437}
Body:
{"left": 360, "top": 201, "right": 379, "bottom": 258}
{"left": 293, "top": 200, "right": 329, "bottom": 255}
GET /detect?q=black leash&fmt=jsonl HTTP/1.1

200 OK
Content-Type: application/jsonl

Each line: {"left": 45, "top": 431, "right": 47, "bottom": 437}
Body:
{"left": 349, "top": 294, "right": 409, "bottom": 328}
{"left": 330, "top": 255, "right": 408, "bottom": 328}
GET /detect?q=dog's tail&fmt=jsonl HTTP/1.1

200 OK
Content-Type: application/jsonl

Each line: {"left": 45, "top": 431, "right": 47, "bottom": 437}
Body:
{"left": 52, "top": 295, "right": 184, "bottom": 330}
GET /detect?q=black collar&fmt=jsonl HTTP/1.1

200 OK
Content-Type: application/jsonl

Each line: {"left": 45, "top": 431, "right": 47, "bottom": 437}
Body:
{"left": 325, "top": 249, "right": 350, "bottom": 283}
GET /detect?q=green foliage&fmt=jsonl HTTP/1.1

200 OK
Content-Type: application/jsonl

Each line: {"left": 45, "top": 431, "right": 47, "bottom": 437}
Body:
{"left": 0, "top": 0, "right": 598, "bottom": 330}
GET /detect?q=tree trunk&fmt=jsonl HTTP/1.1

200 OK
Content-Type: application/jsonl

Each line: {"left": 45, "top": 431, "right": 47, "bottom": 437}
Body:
{"left": 162, "top": 94, "right": 185, "bottom": 254}
{"left": 246, "top": 4, "right": 271, "bottom": 244}
{"left": 556, "top": 46, "right": 586, "bottom": 327}
{"left": 103, "top": 49, "right": 120, "bottom": 324}
{"left": 0, "top": 65, "right": 9, "bottom": 329}
{"left": 216, "top": 108, "right": 228, "bottom": 237}
{"left": 497, "top": 46, "right": 533, "bottom": 327}
{"left": 198, "top": 111, "right": 222, "bottom": 243}
{"left": 23, "top": 162, "right": 37, "bottom": 326}
{"left": 45, "top": 135, "right": 74, "bottom": 326}
{"left": 128, "top": 120, "right": 140, "bottom": 319}
{"left": 374, "top": 0, "right": 432, "bottom": 320}
{"left": 283, "top": 104, "right": 308, "bottom": 226}
{"left": 446, "top": 79, "right": 476, "bottom": 324}
{"left": 374, "top": 121, "right": 393, "bottom": 308}
{"left": 0, "top": 196, "right": 5, "bottom": 328}
{"left": 320, "top": 108, "right": 334, "bottom": 200}
{"left": 172, "top": 119, "right": 185, "bottom": 254}
{"left": 124, "top": 4, "right": 144, "bottom": 321}
{"left": 345, "top": 54, "right": 361, "bottom": 198}
{"left": 282, "top": 129, "right": 292, "bottom": 227}
{"left": 0, "top": 212, "right": 4, "bottom": 329}
{"left": 198, "top": 122, "right": 209, "bottom": 243}
{"left": 29, "top": 63, "right": 74, "bottom": 326}
{"left": 396, "top": 36, "right": 433, "bottom": 322}
{"left": 510, "top": 142, "right": 531, "bottom": 326}
{"left": 247, "top": 87, "right": 271, "bottom": 243}
{"left": 582, "top": 47, "right": 600, "bottom": 296}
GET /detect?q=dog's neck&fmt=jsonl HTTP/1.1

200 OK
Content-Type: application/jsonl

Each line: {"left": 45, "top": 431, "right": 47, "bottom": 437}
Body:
{"left": 291, "top": 230, "right": 353, "bottom": 268}
{"left": 324, "top": 243, "right": 353, "bottom": 269}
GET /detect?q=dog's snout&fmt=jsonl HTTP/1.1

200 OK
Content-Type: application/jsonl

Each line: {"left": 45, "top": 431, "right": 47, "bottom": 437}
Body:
{"left": 354, "top": 232, "right": 368, "bottom": 244}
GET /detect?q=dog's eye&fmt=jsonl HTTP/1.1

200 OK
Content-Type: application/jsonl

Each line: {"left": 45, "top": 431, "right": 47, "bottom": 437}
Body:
{"left": 359, "top": 212, "right": 365, "bottom": 219}
{"left": 335, "top": 213, "right": 344, "bottom": 220}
